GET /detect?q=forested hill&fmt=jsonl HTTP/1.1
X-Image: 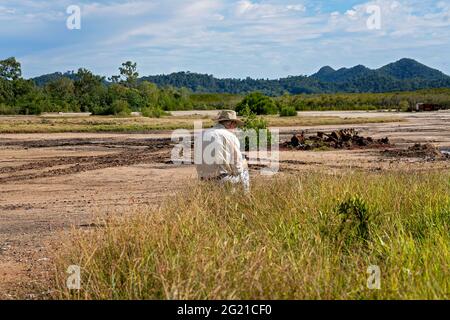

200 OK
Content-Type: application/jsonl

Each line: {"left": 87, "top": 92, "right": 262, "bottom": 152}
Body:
{"left": 32, "top": 71, "right": 78, "bottom": 86}
{"left": 33, "top": 58, "right": 450, "bottom": 96}
{"left": 140, "top": 59, "right": 450, "bottom": 95}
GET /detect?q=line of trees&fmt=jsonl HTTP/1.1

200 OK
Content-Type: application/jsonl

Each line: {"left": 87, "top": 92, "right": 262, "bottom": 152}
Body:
{"left": 277, "top": 89, "right": 450, "bottom": 111}
{"left": 1, "top": 57, "right": 449, "bottom": 116}
{"left": 0, "top": 58, "right": 197, "bottom": 116}
{"left": 235, "top": 90, "right": 450, "bottom": 116}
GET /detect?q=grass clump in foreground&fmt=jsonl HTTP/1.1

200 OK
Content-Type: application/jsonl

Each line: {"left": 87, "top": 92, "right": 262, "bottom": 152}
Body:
{"left": 54, "top": 171, "right": 449, "bottom": 300}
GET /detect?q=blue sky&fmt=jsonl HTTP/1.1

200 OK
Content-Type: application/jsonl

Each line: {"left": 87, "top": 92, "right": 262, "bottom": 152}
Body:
{"left": 1, "top": 0, "right": 449, "bottom": 79}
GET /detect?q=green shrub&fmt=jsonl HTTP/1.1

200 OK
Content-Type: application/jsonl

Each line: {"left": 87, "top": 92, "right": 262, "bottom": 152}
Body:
{"left": 399, "top": 100, "right": 410, "bottom": 111}
{"left": 241, "top": 107, "right": 271, "bottom": 150}
{"left": 279, "top": 106, "right": 297, "bottom": 117}
{"left": 110, "top": 100, "right": 131, "bottom": 116}
{"left": 243, "top": 112, "right": 269, "bottom": 132}
{"left": 0, "top": 103, "right": 19, "bottom": 115}
{"left": 336, "top": 195, "right": 372, "bottom": 244}
{"left": 141, "top": 107, "right": 169, "bottom": 118}
{"left": 235, "top": 92, "right": 278, "bottom": 115}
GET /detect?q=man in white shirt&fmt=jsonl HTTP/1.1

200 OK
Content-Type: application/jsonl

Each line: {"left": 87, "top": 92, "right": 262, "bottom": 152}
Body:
{"left": 195, "top": 110, "right": 250, "bottom": 192}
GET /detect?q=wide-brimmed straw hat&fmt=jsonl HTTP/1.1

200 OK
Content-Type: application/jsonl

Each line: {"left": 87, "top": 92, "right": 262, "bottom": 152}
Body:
{"left": 216, "top": 110, "right": 244, "bottom": 126}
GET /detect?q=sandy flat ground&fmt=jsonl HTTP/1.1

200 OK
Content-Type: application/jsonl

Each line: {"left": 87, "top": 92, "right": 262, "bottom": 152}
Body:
{"left": 0, "top": 111, "right": 449, "bottom": 299}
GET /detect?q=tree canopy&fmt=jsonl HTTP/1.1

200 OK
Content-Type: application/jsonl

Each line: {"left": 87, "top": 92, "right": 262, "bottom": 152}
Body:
{"left": 0, "top": 57, "right": 22, "bottom": 81}
{"left": 0, "top": 58, "right": 198, "bottom": 115}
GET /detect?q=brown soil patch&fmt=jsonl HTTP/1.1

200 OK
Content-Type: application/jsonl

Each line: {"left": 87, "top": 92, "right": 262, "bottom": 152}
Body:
{"left": 382, "top": 143, "right": 450, "bottom": 161}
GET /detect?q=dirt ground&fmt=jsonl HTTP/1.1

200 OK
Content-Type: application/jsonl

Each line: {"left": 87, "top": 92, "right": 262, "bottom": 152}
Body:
{"left": 0, "top": 111, "right": 449, "bottom": 299}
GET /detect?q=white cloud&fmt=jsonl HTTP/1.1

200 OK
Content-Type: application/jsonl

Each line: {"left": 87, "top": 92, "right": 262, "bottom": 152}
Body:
{"left": 345, "top": 9, "right": 357, "bottom": 17}
{"left": 82, "top": 1, "right": 157, "bottom": 17}
{"left": 318, "top": 0, "right": 449, "bottom": 39}
{"left": 0, "top": 6, "right": 15, "bottom": 14}
{"left": 234, "top": 0, "right": 306, "bottom": 18}
{"left": 182, "top": 0, "right": 224, "bottom": 18}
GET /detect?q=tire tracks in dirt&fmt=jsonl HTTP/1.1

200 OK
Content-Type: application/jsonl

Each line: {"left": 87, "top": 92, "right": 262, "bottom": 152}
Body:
{"left": 0, "top": 137, "right": 174, "bottom": 184}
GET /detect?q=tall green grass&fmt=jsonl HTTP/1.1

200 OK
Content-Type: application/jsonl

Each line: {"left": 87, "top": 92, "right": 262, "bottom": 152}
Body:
{"left": 54, "top": 171, "right": 449, "bottom": 300}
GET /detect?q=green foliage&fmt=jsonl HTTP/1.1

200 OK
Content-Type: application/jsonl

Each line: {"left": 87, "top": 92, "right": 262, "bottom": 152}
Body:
{"left": 13, "top": 79, "right": 36, "bottom": 100}
{"left": 279, "top": 105, "right": 297, "bottom": 117}
{"left": 15, "top": 89, "right": 59, "bottom": 115}
{"left": 336, "top": 195, "right": 372, "bottom": 244}
{"left": 242, "top": 108, "right": 268, "bottom": 130}
{"left": 188, "top": 93, "right": 241, "bottom": 110}
{"left": 241, "top": 107, "right": 271, "bottom": 150}
{"left": 236, "top": 92, "right": 278, "bottom": 115}
{"left": 138, "top": 81, "right": 159, "bottom": 106}
{"left": 0, "top": 58, "right": 206, "bottom": 116}
{"left": 45, "top": 78, "right": 75, "bottom": 103}
{"left": 0, "top": 78, "right": 14, "bottom": 103}
{"left": 109, "top": 99, "right": 131, "bottom": 116}
{"left": 0, "top": 57, "right": 22, "bottom": 81}
{"left": 74, "top": 68, "right": 106, "bottom": 112}
{"left": 141, "top": 107, "right": 169, "bottom": 118}
{"left": 110, "top": 61, "right": 139, "bottom": 88}
{"left": 0, "top": 103, "right": 19, "bottom": 115}
{"left": 398, "top": 100, "right": 410, "bottom": 111}
{"left": 278, "top": 89, "right": 450, "bottom": 111}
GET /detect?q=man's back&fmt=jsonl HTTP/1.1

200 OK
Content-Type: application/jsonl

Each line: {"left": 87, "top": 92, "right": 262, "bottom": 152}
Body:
{"left": 195, "top": 125, "right": 244, "bottom": 180}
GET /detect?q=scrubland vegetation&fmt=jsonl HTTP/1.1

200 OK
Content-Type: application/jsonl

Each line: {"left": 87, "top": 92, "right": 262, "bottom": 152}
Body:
{"left": 1, "top": 57, "right": 449, "bottom": 117}
{"left": 0, "top": 115, "right": 401, "bottom": 134}
{"left": 277, "top": 89, "right": 450, "bottom": 111}
{"left": 54, "top": 171, "right": 449, "bottom": 300}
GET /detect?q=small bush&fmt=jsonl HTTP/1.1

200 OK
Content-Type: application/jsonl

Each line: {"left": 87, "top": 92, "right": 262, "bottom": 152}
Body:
{"left": 279, "top": 106, "right": 297, "bottom": 117}
{"left": 0, "top": 103, "right": 19, "bottom": 115}
{"left": 110, "top": 100, "right": 131, "bottom": 116}
{"left": 241, "top": 107, "right": 271, "bottom": 150}
{"left": 399, "top": 100, "right": 410, "bottom": 112}
{"left": 235, "top": 92, "right": 278, "bottom": 115}
{"left": 141, "top": 107, "right": 169, "bottom": 118}
{"left": 336, "top": 195, "right": 372, "bottom": 244}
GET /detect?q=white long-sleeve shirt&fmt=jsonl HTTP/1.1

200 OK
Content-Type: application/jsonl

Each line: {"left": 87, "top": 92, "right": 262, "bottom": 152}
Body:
{"left": 195, "top": 125, "right": 246, "bottom": 180}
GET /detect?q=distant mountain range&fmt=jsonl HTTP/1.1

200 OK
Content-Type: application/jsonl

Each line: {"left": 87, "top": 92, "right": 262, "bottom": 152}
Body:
{"left": 32, "top": 58, "right": 450, "bottom": 95}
